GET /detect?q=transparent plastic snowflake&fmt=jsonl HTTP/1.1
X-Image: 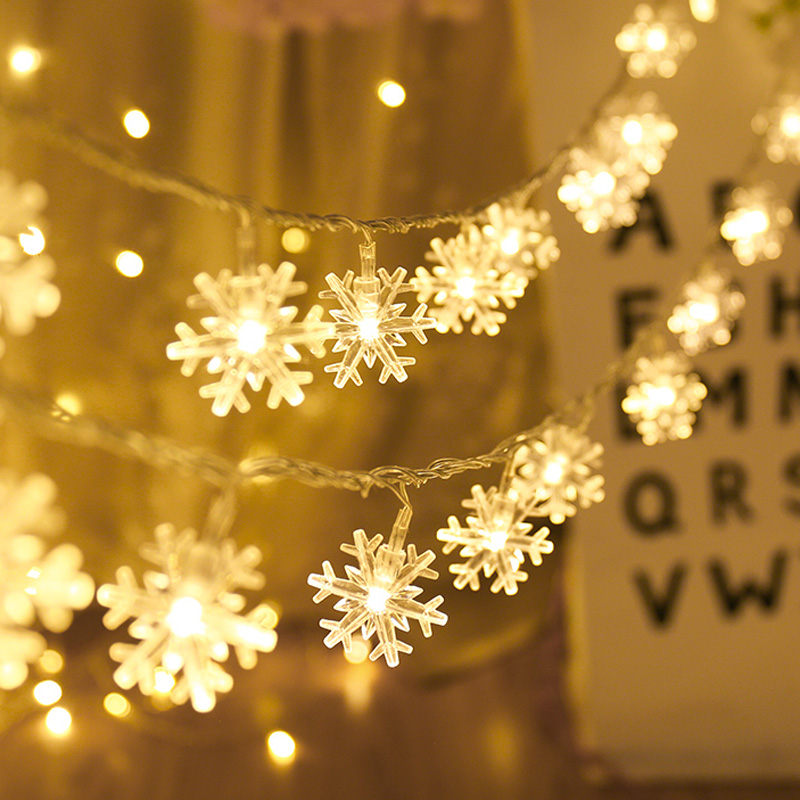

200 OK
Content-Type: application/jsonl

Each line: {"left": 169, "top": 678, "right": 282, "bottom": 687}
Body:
{"left": 97, "top": 524, "right": 278, "bottom": 712}
{"left": 720, "top": 184, "right": 793, "bottom": 266}
{"left": 615, "top": 3, "right": 696, "bottom": 79}
{"left": 167, "top": 261, "right": 333, "bottom": 415}
{"left": 557, "top": 147, "right": 649, "bottom": 233}
{"left": 594, "top": 91, "right": 677, "bottom": 177}
{"left": 510, "top": 424, "right": 606, "bottom": 525}
{"left": 308, "top": 508, "right": 447, "bottom": 667}
{"left": 668, "top": 267, "right": 745, "bottom": 355}
{"left": 752, "top": 93, "right": 800, "bottom": 164}
{"left": 437, "top": 485, "right": 553, "bottom": 595}
{"left": 321, "top": 266, "right": 434, "bottom": 387}
{"left": 481, "top": 202, "right": 560, "bottom": 280}
{"left": 622, "top": 352, "right": 707, "bottom": 445}
{"left": 0, "top": 472, "right": 94, "bottom": 690}
{"left": 413, "top": 226, "right": 527, "bottom": 335}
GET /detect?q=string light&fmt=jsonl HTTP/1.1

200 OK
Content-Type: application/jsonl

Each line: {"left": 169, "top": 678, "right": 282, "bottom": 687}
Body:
{"left": 281, "top": 227, "right": 311, "bottom": 253}
{"left": 377, "top": 80, "right": 406, "bottom": 107}
{"left": 33, "top": 679, "right": 62, "bottom": 705}
{"left": 267, "top": 730, "right": 297, "bottom": 764}
{"left": 44, "top": 706, "right": 72, "bottom": 735}
{"left": 8, "top": 46, "right": 42, "bottom": 76}
{"left": 115, "top": 250, "right": 144, "bottom": 278}
{"left": 122, "top": 108, "right": 150, "bottom": 139}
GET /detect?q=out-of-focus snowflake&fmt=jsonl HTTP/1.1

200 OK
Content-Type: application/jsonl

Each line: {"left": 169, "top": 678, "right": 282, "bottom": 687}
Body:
{"left": 510, "top": 424, "right": 606, "bottom": 525}
{"left": 615, "top": 3, "right": 696, "bottom": 78}
{"left": 594, "top": 90, "right": 677, "bottom": 177}
{"left": 668, "top": 266, "right": 745, "bottom": 355}
{"left": 0, "top": 472, "right": 94, "bottom": 690}
{"left": 167, "top": 261, "right": 333, "bottom": 415}
{"left": 308, "top": 507, "right": 446, "bottom": 667}
{"left": 97, "top": 524, "right": 278, "bottom": 712}
{"left": 622, "top": 352, "right": 707, "bottom": 445}
{"left": 720, "top": 183, "right": 793, "bottom": 266}
{"left": 321, "top": 244, "right": 434, "bottom": 387}
{"left": 438, "top": 485, "right": 552, "bottom": 595}
{"left": 753, "top": 93, "right": 800, "bottom": 164}
{"left": 557, "top": 146, "right": 649, "bottom": 233}
{"left": 481, "top": 202, "right": 560, "bottom": 280}
{"left": 413, "top": 226, "right": 527, "bottom": 335}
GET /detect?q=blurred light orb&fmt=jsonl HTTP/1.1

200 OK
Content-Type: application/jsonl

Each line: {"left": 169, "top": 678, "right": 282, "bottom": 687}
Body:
{"left": 377, "top": 80, "right": 406, "bottom": 107}
{"left": 123, "top": 108, "right": 150, "bottom": 139}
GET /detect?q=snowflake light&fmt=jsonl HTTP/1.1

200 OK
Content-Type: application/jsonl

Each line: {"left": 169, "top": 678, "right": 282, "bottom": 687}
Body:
{"left": 481, "top": 202, "right": 560, "bottom": 280}
{"left": 97, "top": 524, "right": 278, "bottom": 712}
{"left": 321, "top": 242, "right": 434, "bottom": 387}
{"left": 668, "top": 267, "right": 745, "bottom": 355}
{"left": 167, "top": 260, "right": 333, "bottom": 415}
{"left": 413, "top": 226, "right": 527, "bottom": 335}
{"left": 437, "top": 485, "right": 553, "bottom": 595}
{"left": 510, "top": 424, "right": 605, "bottom": 525}
{"left": 308, "top": 507, "right": 447, "bottom": 666}
{"left": 622, "top": 352, "right": 707, "bottom": 445}
{"left": 615, "top": 3, "right": 696, "bottom": 79}
{"left": 557, "top": 147, "right": 649, "bottom": 233}
{"left": 0, "top": 472, "right": 94, "bottom": 690}
{"left": 752, "top": 93, "right": 800, "bottom": 164}
{"left": 720, "top": 184, "right": 793, "bottom": 266}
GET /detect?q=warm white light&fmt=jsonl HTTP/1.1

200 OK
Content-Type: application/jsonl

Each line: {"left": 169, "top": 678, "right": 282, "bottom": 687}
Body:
{"left": 45, "top": 706, "right": 72, "bottom": 735}
{"left": 487, "top": 528, "right": 509, "bottom": 553}
{"left": 780, "top": 110, "right": 800, "bottom": 139}
{"left": 9, "top": 46, "right": 41, "bottom": 75}
{"left": 55, "top": 392, "right": 83, "bottom": 416}
{"left": 621, "top": 119, "right": 644, "bottom": 146}
{"left": 366, "top": 586, "right": 390, "bottom": 613}
{"left": 645, "top": 26, "right": 668, "bottom": 52}
{"left": 281, "top": 227, "right": 311, "bottom": 254}
{"left": 647, "top": 385, "right": 677, "bottom": 408}
{"left": 237, "top": 320, "right": 268, "bottom": 355}
{"left": 454, "top": 276, "right": 477, "bottom": 299}
{"left": 690, "top": 0, "right": 717, "bottom": 22}
{"left": 153, "top": 667, "right": 176, "bottom": 694}
{"left": 123, "top": 109, "right": 150, "bottom": 139}
{"left": 688, "top": 300, "right": 718, "bottom": 324}
{"left": 590, "top": 171, "right": 616, "bottom": 196}
{"left": 358, "top": 317, "right": 380, "bottom": 340}
{"left": 377, "top": 80, "right": 406, "bottom": 107}
{"left": 103, "top": 692, "right": 132, "bottom": 718}
{"left": 38, "top": 649, "right": 64, "bottom": 674}
{"left": 543, "top": 460, "right": 565, "bottom": 485}
{"left": 499, "top": 232, "right": 521, "bottom": 255}
{"left": 115, "top": 250, "right": 144, "bottom": 278}
{"left": 19, "top": 226, "right": 45, "bottom": 255}
{"left": 165, "top": 596, "right": 205, "bottom": 637}
{"left": 33, "top": 680, "right": 62, "bottom": 706}
{"left": 723, "top": 208, "right": 769, "bottom": 239}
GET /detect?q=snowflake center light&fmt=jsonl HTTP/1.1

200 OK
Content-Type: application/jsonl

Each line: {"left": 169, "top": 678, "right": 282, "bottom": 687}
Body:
{"left": 688, "top": 299, "right": 719, "bottom": 324}
{"left": 366, "top": 586, "right": 391, "bottom": 614}
{"left": 236, "top": 319, "right": 268, "bottom": 355}
{"left": 733, "top": 209, "right": 769, "bottom": 238}
{"left": 645, "top": 26, "right": 668, "bottom": 52}
{"left": 166, "top": 596, "right": 205, "bottom": 638}
{"left": 780, "top": 110, "right": 800, "bottom": 139}
{"left": 500, "top": 231, "right": 522, "bottom": 255}
{"left": 358, "top": 317, "right": 380, "bottom": 341}
{"left": 646, "top": 384, "right": 677, "bottom": 409}
{"left": 454, "top": 275, "right": 477, "bottom": 299}
{"left": 590, "top": 171, "right": 616, "bottom": 196}
{"left": 484, "top": 527, "right": 509, "bottom": 553}
{"left": 543, "top": 459, "right": 566, "bottom": 485}
{"left": 621, "top": 119, "right": 644, "bottom": 146}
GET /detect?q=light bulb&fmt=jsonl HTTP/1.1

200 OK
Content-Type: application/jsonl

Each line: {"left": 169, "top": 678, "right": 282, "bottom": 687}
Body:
{"left": 454, "top": 276, "right": 477, "bottom": 299}
{"left": 690, "top": 0, "right": 717, "bottom": 22}
{"left": 377, "top": 80, "right": 406, "bottom": 107}
{"left": 357, "top": 317, "right": 380, "bottom": 340}
{"left": 647, "top": 384, "right": 677, "bottom": 408}
{"left": 487, "top": 528, "right": 509, "bottom": 553}
{"left": 543, "top": 460, "right": 566, "bottom": 485}
{"left": 645, "top": 26, "right": 668, "bottom": 52}
{"left": 115, "top": 250, "right": 144, "bottom": 278}
{"left": 780, "top": 111, "right": 800, "bottom": 138}
{"left": 590, "top": 171, "right": 616, "bottom": 196}
{"left": 103, "top": 692, "right": 132, "bottom": 718}
{"left": 9, "top": 46, "right": 41, "bottom": 75}
{"left": 45, "top": 707, "right": 72, "bottom": 735}
{"left": 267, "top": 730, "right": 296, "bottom": 764}
{"left": 366, "top": 586, "right": 390, "bottom": 613}
{"left": 281, "top": 227, "right": 310, "bottom": 254}
{"left": 122, "top": 109, "right": 150, "bottom": 139}
{"left": 165, "top": 596, "right": 205, "bottom": 637}
{"left": 19, "top": 226, "right": 45, "bottom": 255}
{"left": 153, "top": 667, "right": 176, "bottom": 694}
{"left": 236, "top": 320, "right": 268, "bottom": 355}
{"left": 33, "top": 680, "right": 62, "bottom": 706}
{"left": 621, "top": 119, "right": 644, "bottom": 145}
{"left": 687, "top": 299, "right": 719, "bottom": 324}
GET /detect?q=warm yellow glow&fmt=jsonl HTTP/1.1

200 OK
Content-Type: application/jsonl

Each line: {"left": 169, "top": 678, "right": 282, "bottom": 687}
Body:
{"left": 33, "top": 680, "right": 62, "bottom": 706}
{"left": 123, "top": 108, "right": 150, "bottom": 139}
{"left": 366, "top": 586, "right": 390, "bottom": 613}
{"left": 687, "top": 300, "right": 719, "bottom": 324}
{"left": 358, "top": 317, "right": 380, "bottom": 341}
{"left": 267, "top": 730, "right": 297, "bottom": 763}
{"left": 103, "top": 692, "right": 132, "bottom": 718}
{"left": 487, "top": 528, "right": 508, "bottom": 553}
{"left": 55, "top": 391, "right": 83, "bottom": 416}
{"left": 723, "top": 208, "right": 769, "bottom": 239}
{"left": 543, "top": 460, "right": 565, "bottom": 485}
{"left": 455, "top": 276, "right": 477, "bottom": 299}
{"left": 165, "top": 596, "right": 205, "bottom": 637}
{"left": 38, "top": 649, "right": 64, "bottom": 674}
{"left": 645, "top": 26, "right": 668, "bottom": 52}
{"left": 237, "top": 320, "right": 268, "bottom": 355}
{"left": 281, "top": 227, "right": 311, "bottom": 254}
{"left": 780, "top": 110, "right": 800, "bottom": 139}
{"left": 45, "top": 706, "right": 72, "bottom": 735}
{"left": 377, "top": 80, "right": 406, "bottom": 107}
{"left": 590, "top": 171, "right": 616, "bottom": 196}
{"left": 9, "top": 46, "right": 41, "bottom": 75}
{"left": 621, "top": 119, "right": 644, "bottom": 146}
{"left": 19, "top": 226, "right": 45, "bottom": 255}
{"left": 499, "top": 232, "right": 521, "bottom": 255}
{"left": 153, "top": 667, "right": 176, "bottom": 694}
{"left": 690, "top": 0, "right": 717, "bottom": 22}
{"left": 115, "top": 249, "right": 144, "bottom": 278}
{"left": 344, "top": 636, "right": 370, "bottom": 665}
{"left": 647, "top": 385, "right": 677, "bottom": 408}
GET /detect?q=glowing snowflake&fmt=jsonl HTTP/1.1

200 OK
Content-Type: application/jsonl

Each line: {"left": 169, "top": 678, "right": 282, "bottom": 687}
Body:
{"left": 321, "top": 263, "right": 434, "bottom": 387}
{"left": 622, "top": 352, "right": 707, "bottom": 445}
{"left": 752, "top": 93, "right": 800, "bottom": 164}
{"left": 720, "top": 183, "right": 793, "bottom": 266}
{"left": 308, "top": 508, "right": 447, "bottom": 666}
{"left": 615, "top": 3, "right": 696, "bottom": 79}
{"left": 510, "top": 424, "right": 606, "bottom": 525}
{"left": 557, "top": 147, "right": 649, "bottom": 233}
{"left": 668, "top": 267, "right": 745, "bottom": 355}
{"left": 0, "top": 472, "right": 94, "bottom": 690}
{"left": 413, "top": 226, "right": 527, "bottom": 335}
{"left": 438, "top": 485, "right": 552, "bottom": 595}
{"left": 167, "top": 261, "right": 333, "bottom": 415}
{"left": 481, "top": 202, "right": 560, "bottom": 280}
{"left": 97, "top": 524, "right": 278, "bottom": 712}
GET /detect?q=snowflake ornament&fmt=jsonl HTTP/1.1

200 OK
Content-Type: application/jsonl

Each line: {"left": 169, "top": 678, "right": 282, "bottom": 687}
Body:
{"left": 615, "top": 3, "right": 696, "bottom": 79}
{"left": 622, "top": 352, "right": 707, "bottom": 445}
{"left": 437, "top": 485, "right": 553, "bottom": 595}
{"left": 481, "top": 202, "right": 560, "bottom": 280}
{"left": 167, "top": 260, "right": 333, "bottom": 415}
{"left": 308, "top": 507, "right": 447, "bottom": 667}
{"left": 321, "top": 243, "right": 434, "bottom": 387}
{"left": 557, "top": 146, "right": 649, "bottom": 233}
{"left": 97, "top": 524, "right": 278, "bottom": 712}
{"left": 413, "top": 225, "right": 527, "bottom": 335}
{"left": 668, "top": 266, "right": 745, "bottom": 355}
{"left": 0, "top": 472, "right": 94, "bottom": 690}
{"left": 752, "top": 93, "right": 800, "bottom": 164}
{"left": 510, "top": 424, "right": 606, "bottom": 525}
{"left": 720, "top": 183, "right": 793, "bottom": 266}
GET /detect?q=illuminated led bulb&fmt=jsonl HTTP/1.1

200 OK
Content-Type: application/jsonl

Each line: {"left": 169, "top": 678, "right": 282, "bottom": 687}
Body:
{"left": 165, "top": 596, "right": 205, "bottom": 637}
{"left": 8, "top": 46, "right": 41, "bottom": 75}
{"left": 690, "top": 0, "right": 717, "bottom": 21}
{"left": 45, "top": 706, "right": 71, "bottom": 735}
{"left": 33, "top": 679, "right": 62, "bottom": 705}
{"left": 153, "top": 667, "right": 176, "bottom": 694}
{"left": 377, "top": 80, "right": 406, "bottom": 107}
{"left": 616, "top": 3, "right": 696, "bottom": 78}
{"left": 753, "top": 94, "right": 800, "bottom": 164}
{"left": 122, "top": 109, "right": 150, "bottom": 139}
{"left": 103, "top": 692, "right": 132, "bottom": 717}
{"left": 19, "top": 226, "right": 45, "bottom": 255}
{"left": 115, "top": 250, "right": 144, "bottom": 278}
{"left": 267, "top": 730, "right": 296, "bottom": 764}
{"left": 720, "top": 184, "right": 792, "bottom": 266}
{"left": 38, "top": 649, "right": 64, "bottom": 674}
{"left": 281, "top": 227, "right": 310, "bottom": 254}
